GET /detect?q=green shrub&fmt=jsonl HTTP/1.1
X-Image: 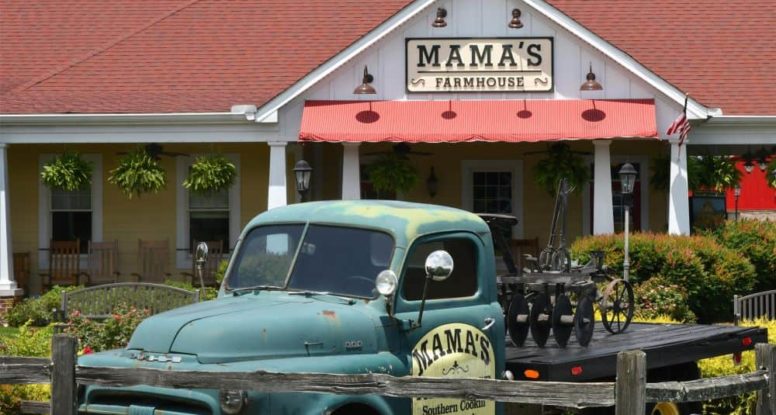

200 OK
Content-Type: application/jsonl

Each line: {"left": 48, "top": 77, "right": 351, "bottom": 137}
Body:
{"left": 699, "top": 318, "right": 776, "bottom": 414}
{"left": 572, "top": 233, "right": 756, "bottom": 323}
{"left": 163, "top": 279, "right": 218, "bottom": 300}
{"left": 0, "top": 323, "right": 53, "bottom": 414}
{"left": 712, "top": 219, "right": 776, "bottom": 292}
{"left": 6, "top": 286, "right": 82, "bottom": 327}
{"left": 633, "top": 277, "right": 696, "bottom": 323}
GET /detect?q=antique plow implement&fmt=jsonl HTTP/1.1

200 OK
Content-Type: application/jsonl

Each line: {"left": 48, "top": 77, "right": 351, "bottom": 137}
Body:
{"left": 480, "top": 180, "right": 634, "bottom": 349}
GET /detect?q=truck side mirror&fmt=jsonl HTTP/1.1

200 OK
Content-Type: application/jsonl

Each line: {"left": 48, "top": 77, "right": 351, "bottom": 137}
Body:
{"left": 415, "top": 250, "right": 454, "bottom": 328}
{"left": 425, "top": 250, "right": 454, "bottom": 282}
{"left": 195, "top": 242, "right": 209, "bottom": 289}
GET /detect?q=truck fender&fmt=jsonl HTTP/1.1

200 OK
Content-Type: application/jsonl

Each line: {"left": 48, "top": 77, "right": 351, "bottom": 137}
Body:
{"left": 323, "top": 396, "right": 393, "bottom": 415}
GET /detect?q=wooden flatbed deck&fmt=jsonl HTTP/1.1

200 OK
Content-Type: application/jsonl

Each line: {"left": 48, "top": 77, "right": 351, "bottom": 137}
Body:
{"left": 505, "top": 322, "right": 768, "bottom": 381}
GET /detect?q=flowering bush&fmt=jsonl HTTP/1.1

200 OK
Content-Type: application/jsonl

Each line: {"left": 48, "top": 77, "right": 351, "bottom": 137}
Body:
{"left": 633, "top": 277, "right": 696, "bottom": 323}
{"left": 64, "top": 305, "right": 149, "bottom": 352}
{"left": 572, "top": 233, "right": 756, "bottom": 323}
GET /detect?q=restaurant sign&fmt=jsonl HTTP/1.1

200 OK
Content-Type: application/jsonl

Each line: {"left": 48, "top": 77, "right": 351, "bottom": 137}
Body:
{"left": 406, "top": 37, "right": 553, "bottom": 93}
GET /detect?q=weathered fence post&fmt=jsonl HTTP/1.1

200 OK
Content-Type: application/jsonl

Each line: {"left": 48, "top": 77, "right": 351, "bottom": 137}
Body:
{"left": 615, "top": 350, "right": 646, "bottom": 415}
{"left": 51, "top": 334, "right": 77, "bottom": 415}
{"left": 756, "top": 343, "right": 775, "bottom": 415}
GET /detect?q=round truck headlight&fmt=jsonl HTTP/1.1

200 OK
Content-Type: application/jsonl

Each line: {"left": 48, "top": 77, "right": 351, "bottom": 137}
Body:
{"left": 219, "top": 390, "right": 246, "bottom": 414}
{"left": 375, "top": 270, "right": 398, "bottom": 297}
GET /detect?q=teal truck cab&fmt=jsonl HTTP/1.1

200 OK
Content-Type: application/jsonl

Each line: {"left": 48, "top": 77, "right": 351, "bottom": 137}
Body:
{"left": 79, "top": 200, "right": 508, "bottom": 415}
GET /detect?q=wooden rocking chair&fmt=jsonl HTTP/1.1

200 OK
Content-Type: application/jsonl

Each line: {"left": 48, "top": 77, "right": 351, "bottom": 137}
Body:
{"left": 82, "top": 240, "right": 121, "bottom": 285}
{"left": 40, "top": 239, "right": 84, "bottom": 291}
{"left": 131, "top": 239, "right": 172, "bottom": 283}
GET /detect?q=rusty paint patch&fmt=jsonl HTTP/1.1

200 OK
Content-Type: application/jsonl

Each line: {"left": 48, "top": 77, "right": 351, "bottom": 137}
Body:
{"left": 322, "top": 310, "right": 337, "bottom": 319}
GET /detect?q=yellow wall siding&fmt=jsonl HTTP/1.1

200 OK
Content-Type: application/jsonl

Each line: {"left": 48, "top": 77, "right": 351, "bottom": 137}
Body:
{"left": 8, "top": 143, "right": 271, "bottom": 294}
{"left": 7, "top": 145, "right": 39, "bottom": 278}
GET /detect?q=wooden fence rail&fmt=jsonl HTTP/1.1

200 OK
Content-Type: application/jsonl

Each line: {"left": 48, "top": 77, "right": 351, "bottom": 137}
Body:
{"left": 1, "top": 335, "right": 774, "bottom": 415}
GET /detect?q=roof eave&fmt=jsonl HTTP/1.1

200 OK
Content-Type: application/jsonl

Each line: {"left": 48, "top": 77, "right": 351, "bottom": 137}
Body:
{"left": 523, "top": 0, "right": 721, "bottom": 120}
{"left": 252, "top": 0, "right": 437, "bottom": 124}
{"left": 0, "top": 111, "right": 258, "bottom": 126}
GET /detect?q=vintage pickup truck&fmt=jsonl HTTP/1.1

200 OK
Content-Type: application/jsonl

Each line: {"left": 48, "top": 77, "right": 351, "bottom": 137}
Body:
{"left": 78, "top": 200, "right": 767, "bottom": 415}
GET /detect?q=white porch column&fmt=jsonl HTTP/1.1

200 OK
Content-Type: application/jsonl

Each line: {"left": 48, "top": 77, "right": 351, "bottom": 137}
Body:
{"left": 668, "top": 140, "right": 691, "bottom": 235}
{"left": 341, "top": 143, "right": 361, "bottom": 200}
{"left": 267, "top": 141, "right": 288, "bottom": 210}
{"left": 0, "top": 144, "right": 19, "bottom": 295}
{"left": 593, "top": 140, "right": 614, "bottom": 235}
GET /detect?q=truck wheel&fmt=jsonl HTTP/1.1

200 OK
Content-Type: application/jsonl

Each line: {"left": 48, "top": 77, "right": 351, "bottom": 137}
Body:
{"left": 647, "top": 401, "right": 701, "bottom": 415}
{"left": 331, "top": 403, "right": 379, "bottom": 415}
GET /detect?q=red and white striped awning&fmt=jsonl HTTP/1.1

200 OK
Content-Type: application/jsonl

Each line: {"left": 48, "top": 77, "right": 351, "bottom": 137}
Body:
{"left": 299, "top": 99, "right": 658, "bottom": 143}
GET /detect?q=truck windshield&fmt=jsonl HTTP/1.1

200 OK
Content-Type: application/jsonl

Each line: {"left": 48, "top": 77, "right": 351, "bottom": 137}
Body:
{"left": 226, "top": 224, "right": 394, "bottom": 298}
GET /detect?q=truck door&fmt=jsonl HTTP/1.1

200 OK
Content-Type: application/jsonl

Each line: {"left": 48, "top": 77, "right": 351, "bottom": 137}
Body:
{"left": 394, "top": 232, "right": 505, "bottom": 415}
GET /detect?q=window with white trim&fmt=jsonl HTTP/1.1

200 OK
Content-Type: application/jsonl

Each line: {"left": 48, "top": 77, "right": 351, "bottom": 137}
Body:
{"left": 176, "top": 155, "right": 240, "bottom": 268}
{"left": 188, "top": 188, "right": 230, "bottom": 252}
{"left": 50, "top": 186, "right": 92, "bottom": 252}
{"left": 38, "top": 153, "right": 103, "bottom": 269}
{"left": 461, "top": 160, "right": 524, "bottom": 239}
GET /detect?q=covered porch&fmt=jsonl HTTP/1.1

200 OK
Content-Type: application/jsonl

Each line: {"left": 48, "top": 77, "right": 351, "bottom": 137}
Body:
{"left": 297, "top": 98, "right": 684, "bottom": 249}
{"left": 0, "top": 116, "right": 299, "bottom": 296}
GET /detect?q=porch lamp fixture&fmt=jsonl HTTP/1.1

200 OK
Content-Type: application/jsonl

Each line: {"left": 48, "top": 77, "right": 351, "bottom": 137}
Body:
{"left": 432, "top": 8, "right": 447, "bottom": 27}
{"left": 353, "top": 66, "right": 376, "bottom": 95}
{"left": 580, "top": 63, "right": 603, "bottom": 91}
{"left": 293, "top": 159, "right": 313, "bottom": 202}
{"left": 734, "top": 185, "right": 741, "bottom": 221}
{"left": 426, "top": 167, "right": 439, "bottom": 198}
{"left": 618, "top": 162, "right": 637, "bottom": 282}
{"left": 508, "top": 9, "right": 523, "bottom": 28}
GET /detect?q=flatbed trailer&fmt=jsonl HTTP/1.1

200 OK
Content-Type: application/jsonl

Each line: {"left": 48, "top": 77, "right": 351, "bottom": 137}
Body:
{"left": 506, "top": 322, "right": 768, "bottom": 382}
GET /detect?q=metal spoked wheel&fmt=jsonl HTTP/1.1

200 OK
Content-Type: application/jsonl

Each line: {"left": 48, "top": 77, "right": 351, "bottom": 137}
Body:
{"left": 551, "top": 294, "right": 574, "bottom": 347}
{"left": 600, "top": 279, "right": 635, "bottom": 334}
{"left": 529, "top": 292, "right": 552, "bottom": 347}
{"left": 507, "top": 293, "right": 530, "bottom": 347}
{"left": 574, "top": 294, "right": 595, "bottom": 347}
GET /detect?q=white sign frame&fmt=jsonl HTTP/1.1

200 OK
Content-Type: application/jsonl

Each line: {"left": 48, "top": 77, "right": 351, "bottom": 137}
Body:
{"left": 406, "top": 37, "right": 554, "bottom": 93}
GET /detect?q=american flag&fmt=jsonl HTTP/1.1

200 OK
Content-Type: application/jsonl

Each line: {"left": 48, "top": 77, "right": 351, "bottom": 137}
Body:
{"left": 666, "top": 95, "right": 691, "bottom": 145}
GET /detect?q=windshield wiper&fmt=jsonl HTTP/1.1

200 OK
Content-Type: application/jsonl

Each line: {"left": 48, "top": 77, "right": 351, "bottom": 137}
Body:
{"left": 230, "top": 285, "right": 281, "bottom": 296}
{"left": 288, "top": 290, "right": 331, "bottom": 297}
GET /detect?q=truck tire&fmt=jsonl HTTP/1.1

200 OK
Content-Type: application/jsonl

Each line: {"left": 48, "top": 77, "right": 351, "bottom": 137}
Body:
{"left": 646, "top": 362, "right": 702, "bottom": 415}
{"left": 330, "top": 403, "right": 380, "bottom": 415}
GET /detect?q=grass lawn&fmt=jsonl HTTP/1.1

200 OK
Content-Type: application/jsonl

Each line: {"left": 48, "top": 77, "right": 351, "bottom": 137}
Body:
{"left": 0, "top": 325, "right": 20, "bottom": 342}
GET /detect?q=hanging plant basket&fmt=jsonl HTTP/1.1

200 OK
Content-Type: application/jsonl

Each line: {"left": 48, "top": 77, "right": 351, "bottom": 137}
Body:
{"left": 108, "top": 147, "right": 166, "bottom": 199}
{"left": 533, "top": 142, "right": 590, "bottom": 196}
{"left": 40, "top": 152, "right": 93, "bottom": 191}
{"left": 367, "top": 153, "right": 419, "bottom": 196}
{"left": 688, "top": 155, "right": 741, "bottom": 193}
{"left": 183, "top": 154, "right": 237, "bottom": 194}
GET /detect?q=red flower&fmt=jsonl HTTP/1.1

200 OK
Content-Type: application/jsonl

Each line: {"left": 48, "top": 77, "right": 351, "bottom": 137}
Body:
{"left": 81, "top": 346, "right": 93, "bottom": 355}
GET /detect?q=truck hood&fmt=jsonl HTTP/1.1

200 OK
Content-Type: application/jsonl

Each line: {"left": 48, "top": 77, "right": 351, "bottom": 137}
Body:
{"left": 126, "top": 292, "right": 381, "bottom": 363}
